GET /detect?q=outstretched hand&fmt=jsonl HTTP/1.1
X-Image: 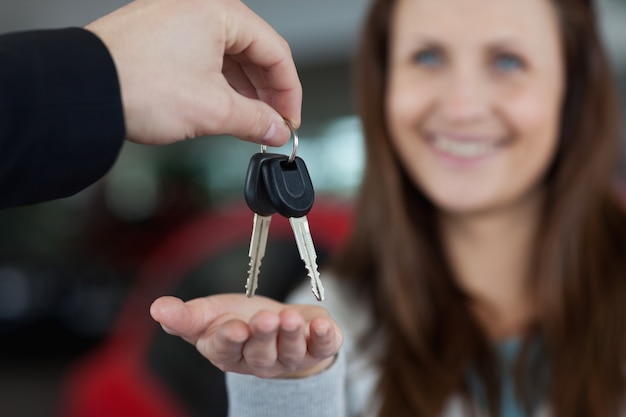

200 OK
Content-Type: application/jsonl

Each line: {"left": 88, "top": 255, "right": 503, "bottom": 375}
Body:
{"left": 86, "top": 0, "right": 301, "bottom": 146}
{"left": 150, "top": 294, "right": 343, "bottom": 378}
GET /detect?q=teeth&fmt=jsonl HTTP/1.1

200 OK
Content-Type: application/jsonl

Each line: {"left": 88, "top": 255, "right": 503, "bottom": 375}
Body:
{"left": 433, "top": 135, "right": 498, "bottom": 158}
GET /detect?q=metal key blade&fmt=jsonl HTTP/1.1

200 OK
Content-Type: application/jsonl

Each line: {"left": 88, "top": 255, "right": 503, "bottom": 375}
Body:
{"left": 246, "top": 213, "right": 272, "bottom": 297}
{"left": 289, "top": 216, "right": 324, "bottom": 301}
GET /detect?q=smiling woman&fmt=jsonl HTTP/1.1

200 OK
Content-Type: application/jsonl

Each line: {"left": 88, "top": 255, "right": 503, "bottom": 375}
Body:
{"left": 335, "top": 0, "right": 626, "bottom": 415}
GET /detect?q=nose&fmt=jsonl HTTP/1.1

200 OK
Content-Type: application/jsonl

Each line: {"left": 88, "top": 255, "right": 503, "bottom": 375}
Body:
{"left": 437, "top": 66, "right": 490, "bottom": 123}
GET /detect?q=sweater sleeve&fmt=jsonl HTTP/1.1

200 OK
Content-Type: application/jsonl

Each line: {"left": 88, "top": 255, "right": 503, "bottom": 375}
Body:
{"left": 225, "top": 351, "right": 347, "bottom": 417}
{"left": 0, "top": 27, "right": 125, "bottom": 209}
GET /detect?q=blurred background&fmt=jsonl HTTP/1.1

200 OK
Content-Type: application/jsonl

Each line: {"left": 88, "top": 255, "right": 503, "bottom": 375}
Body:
{"left": 0, "top": 0, "right": 625, "bottom": 416}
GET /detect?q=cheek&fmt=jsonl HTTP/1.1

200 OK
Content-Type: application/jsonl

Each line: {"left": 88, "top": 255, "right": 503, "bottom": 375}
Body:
{"left": 386, "top": 82, "right": 412, "bottom": 133}
{"left": 504, "top": 86, "right": 562, "bottom": 164}
{"left": 385, "top": 75, "right": 432, "bottom": 143}
{"left": 385, "top": 78, "right": 434, "bottom": 196}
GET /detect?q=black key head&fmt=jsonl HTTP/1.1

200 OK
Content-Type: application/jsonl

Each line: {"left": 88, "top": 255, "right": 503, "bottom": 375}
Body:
{"left": 262, "top": 156, "right": 315, "bottom": 218}
{"left": 244, "top": 152, "right": 282, "bottom": 216}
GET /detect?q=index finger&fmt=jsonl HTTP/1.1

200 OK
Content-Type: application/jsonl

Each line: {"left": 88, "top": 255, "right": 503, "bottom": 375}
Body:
{"left": 225, "top": 2, "right": 302, "bottom": 127}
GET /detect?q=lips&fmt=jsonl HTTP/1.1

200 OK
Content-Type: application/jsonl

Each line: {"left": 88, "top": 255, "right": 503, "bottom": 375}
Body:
{"left": 430, "top": 134, "right": 504, "bottom": 159}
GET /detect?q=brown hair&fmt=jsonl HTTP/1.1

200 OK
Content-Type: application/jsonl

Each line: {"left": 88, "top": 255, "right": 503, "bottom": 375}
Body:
{"left": 332, "top": 0, "right": 626, "bottom": 416}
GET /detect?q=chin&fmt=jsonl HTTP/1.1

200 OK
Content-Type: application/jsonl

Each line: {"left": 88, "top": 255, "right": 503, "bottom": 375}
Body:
{"left": 425, "top": 189, "right": 501, "bottom": 218}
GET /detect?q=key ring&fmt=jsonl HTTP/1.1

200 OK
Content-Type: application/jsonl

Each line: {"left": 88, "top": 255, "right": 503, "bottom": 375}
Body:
{"left": 261, "top": 120, "right": 299, "bottom": 164}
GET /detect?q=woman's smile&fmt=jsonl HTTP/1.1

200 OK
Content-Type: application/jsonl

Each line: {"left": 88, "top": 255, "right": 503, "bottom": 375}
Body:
{"left": 425, "top": 131, "right": 509, "bottom": 162}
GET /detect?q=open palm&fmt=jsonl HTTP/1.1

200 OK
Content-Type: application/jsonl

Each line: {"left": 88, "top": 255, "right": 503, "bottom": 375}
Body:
{"left": 150, "top": 294, "right": 342, "bottom": 378}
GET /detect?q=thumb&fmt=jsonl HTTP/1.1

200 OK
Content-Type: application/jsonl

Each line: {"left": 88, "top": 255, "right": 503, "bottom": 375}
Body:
{"left": 210, "top": 90, "right": 294, "bottom": 147}
{"left": 150, "top": 296, "right": 202, "bottom": 340}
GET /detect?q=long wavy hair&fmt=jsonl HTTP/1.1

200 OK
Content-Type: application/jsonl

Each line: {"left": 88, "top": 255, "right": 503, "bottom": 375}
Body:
{"left": 332, "top": 0, "right": 626, "bottom": 415}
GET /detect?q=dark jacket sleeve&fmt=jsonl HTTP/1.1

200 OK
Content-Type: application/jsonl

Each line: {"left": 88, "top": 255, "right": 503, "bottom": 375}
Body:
{"left": 0, "top": 27, "right": 125, "bottom": 209}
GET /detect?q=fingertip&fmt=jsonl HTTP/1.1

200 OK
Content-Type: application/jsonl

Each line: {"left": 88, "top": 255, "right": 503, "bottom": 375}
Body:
{"left": 220, "top": 319, "right": 250, "bottom": 344}
{"left": 279, "top": 308, "right": 305, "bottom": 333}
{"left": 250, "top": 310, "right": 281, "bottom": 335}
{"left": 149, "top": 296, "right": 186, "bottom": 327}
{"left": 308, "top": 319, "right": 342, "bottom": 359}
{"left": 285, "top": 115, "right": 301, "bottom": 131}
{"left": 311, "top": 318, "right": 333, "bottom": 338}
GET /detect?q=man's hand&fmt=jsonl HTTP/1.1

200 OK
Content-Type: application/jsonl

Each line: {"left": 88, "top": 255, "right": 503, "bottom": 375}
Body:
{"left": 86, "top": 0, "right": 302, "bottom": 146}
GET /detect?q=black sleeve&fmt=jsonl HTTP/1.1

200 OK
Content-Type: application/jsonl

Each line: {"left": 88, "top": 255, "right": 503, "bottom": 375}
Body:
{"left": 0, "top": 27, "right": 125, "bottom": 209}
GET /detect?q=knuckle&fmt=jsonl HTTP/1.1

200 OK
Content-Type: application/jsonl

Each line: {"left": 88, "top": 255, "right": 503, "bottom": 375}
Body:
{"left": 247, "top": 356, "right": 274, "bottom": 370}
{"left": 278, "top": 37, "right": 293, "bottom": 58}
{"left": 279, "top": 352, "right": 304, "bottom": 367}
{"left": 212, "top": 349, "right": 237, "bottom": 365}
{"left": 311, "top": 340, "right": 337, "bottom": 359}
{"left": 249, "top": 107, "right": 269, "bottom": 140}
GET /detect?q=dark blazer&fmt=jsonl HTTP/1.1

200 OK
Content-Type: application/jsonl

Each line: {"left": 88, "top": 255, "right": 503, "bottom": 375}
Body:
{"left": 0, "top": 28, "right": 125, "bottom": 209}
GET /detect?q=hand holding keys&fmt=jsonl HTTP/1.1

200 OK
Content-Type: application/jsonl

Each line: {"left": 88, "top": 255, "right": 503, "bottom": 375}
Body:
{"left": 244, "top": 122, "right": 325, "bottom": 301}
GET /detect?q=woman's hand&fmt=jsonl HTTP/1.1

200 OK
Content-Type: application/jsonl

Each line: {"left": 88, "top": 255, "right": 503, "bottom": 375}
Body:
{"left": 150, "top": 294, "right": 343, "bottom": 378}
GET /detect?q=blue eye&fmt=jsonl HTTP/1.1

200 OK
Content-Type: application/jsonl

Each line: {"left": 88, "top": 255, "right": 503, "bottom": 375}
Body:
{"left": 494, "top": 54, "right": 524, "bottom": 72}
{"left": 413, "top": 50, "right": 442, "bottom": 68}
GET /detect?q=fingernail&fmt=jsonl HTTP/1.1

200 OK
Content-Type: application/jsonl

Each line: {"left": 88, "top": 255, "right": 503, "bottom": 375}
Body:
{"left": 262, "top": 121, "right": 289, "bottom": 145}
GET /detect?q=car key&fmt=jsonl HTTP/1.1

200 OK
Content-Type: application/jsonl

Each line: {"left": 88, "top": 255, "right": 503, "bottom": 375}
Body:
{"left": 262, "top": 155, "right": 324, "bottom": 301}
{"left": 243, "top": 152, "right": 282, "bottom": 297}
